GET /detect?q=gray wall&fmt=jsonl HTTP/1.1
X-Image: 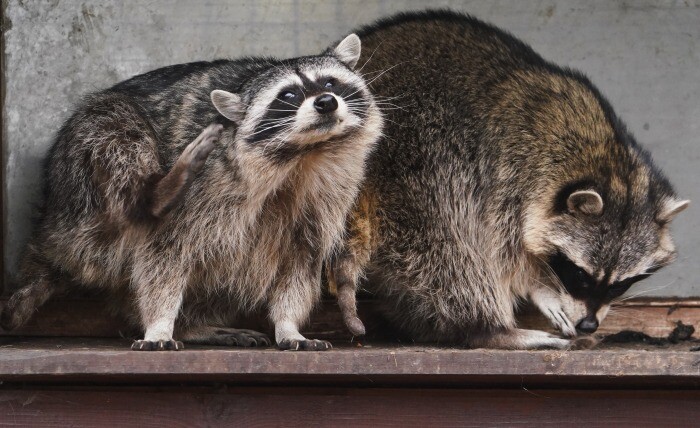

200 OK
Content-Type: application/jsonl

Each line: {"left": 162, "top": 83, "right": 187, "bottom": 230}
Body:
{"left": 3, "top": 0, "right": 699, "bottom": 296}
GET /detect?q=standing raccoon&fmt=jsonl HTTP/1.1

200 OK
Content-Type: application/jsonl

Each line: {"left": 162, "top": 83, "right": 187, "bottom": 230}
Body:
{"left": 329, "top": 11, "right": 689, "bottom": 349}
{"left": 2, "top": 34, "right": 383, "bottom": 351}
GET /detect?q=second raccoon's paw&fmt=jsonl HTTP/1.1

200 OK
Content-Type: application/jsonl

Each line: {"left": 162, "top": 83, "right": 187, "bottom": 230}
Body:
{"left": 183, "top": 123, "right": 223, "bottom": 173}
{"left": 278, "top": 339, "right": 333, "bottom": 351}
{"left": 530, "top": 287, "right": 577, "bottom": 338}
{"left": 542, "top": 307, "right": 577, "bottom": 338}
{"left": 131, "top": 339, "right": 184, "bottom": 351}
{"left": 209, "top": 329, "right": 272, "bottom": 347}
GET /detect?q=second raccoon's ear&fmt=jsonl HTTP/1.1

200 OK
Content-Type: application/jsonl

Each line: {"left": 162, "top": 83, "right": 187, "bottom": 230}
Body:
{"left": 211, "top": 90, "right": 244, "bottom": 124}
{"left": 333, "top": 34, "right": 361, "bottom": 69}
{"left": 567, "top": 190, "right": 604, "bottom": 216}
{"left": 657, "top": 198, "right": 690, "bottom": 223}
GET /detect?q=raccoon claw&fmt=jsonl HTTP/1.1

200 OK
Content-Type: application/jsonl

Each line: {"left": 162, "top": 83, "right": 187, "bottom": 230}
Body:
{"left": 545, "top": 308, "right": 577, "bottom": 338}
{"left": 530, "top": 288, "right": 577, "bottom": 338}
{"left": 278, "top": 339, "right": 333, "bottom": 351}
{"left": 131, "top": 339, "right": 184, "bottom": 351}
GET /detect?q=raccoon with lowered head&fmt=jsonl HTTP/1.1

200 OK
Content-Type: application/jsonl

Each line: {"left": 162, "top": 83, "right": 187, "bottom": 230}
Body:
{"left": 329, "top": 11, "right": 689, "bottom": 349}
{"left": 1, "top": 34, "right": 383, "bottom": 351}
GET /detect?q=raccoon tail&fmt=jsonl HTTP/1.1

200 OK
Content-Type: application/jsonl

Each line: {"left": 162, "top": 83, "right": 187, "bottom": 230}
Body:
{"left": 328, "top": 253, "right": 366, "bottom": 337}
{"left": 0, "top": 251, "right": 64, "bottom": 332}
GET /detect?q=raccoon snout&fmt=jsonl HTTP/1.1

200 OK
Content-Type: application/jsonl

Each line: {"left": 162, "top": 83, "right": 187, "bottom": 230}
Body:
{"left": 576, "top": 315, "right": 599, "bottom": 334}
{"left": 314, "top": 94, "right": 338, "bottom": 114}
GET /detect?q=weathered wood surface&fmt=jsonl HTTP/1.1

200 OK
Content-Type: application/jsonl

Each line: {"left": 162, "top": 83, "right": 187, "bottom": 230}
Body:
{"left": 0, "top": 338, "right": 699, "bottom": 387}
{"left": 1, "top": 388, "right": 699, "bottom": 427}
{"left": 1, "top": 298, "right": 699, "bottom": 340}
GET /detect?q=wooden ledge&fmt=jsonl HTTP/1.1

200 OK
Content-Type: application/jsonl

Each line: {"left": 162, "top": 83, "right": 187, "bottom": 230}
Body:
{"left": 1, "top": 298, "right": 699, "bottom": 388}
{"left": 1, "top": 337, "right": 699, "bottom": 387}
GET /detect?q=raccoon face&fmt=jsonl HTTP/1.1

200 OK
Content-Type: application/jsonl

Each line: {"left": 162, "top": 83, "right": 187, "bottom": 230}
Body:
{"left": 526, "top": 177, "right": 689, "bottom": 334}
{"left": 210, "top": 34, "right": 378, "bottom": 163}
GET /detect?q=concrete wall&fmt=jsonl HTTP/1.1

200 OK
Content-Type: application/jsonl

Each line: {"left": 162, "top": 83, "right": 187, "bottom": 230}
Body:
{"left": 3, "top": 0, "right": 699, "bottom": 296}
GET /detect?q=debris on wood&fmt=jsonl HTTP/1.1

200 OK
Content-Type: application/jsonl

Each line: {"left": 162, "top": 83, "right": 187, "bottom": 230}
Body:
{"left": 668, "top": 321, "right": 695, "bottom": 343}
{"left": 601, "top": 320, "right": 696, "bottom": 348}
{"left": 601, "top": 331, "right": 668, "bottom": 346}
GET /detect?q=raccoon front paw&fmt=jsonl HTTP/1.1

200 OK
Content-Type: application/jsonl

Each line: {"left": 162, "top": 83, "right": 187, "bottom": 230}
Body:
{"left": 530, "top": 288, "right": 577, "bottom": 337}
{"left": 185, "top": 123, "right": 223, "bottom": 173}
{"left": 278, "top": 338, "right": 333, "bottom": 351}
{"left": 131, "top": 339, "right": 184, "bottom": 351}
{"left": 543, "top": 307, "right": 577, "bottom": 338}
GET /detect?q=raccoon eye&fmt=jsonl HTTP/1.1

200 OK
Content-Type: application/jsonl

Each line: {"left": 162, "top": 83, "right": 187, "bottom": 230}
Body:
{"left": 607, "top": 274, "right": 651, "bottom": 299}
{"left": 281, "top": 91, "right": 297, "bottom": 100}
{"left": 324, "top": 79, "right": 336, "bottom": 88}
{"left": 607, "top": 283, "right": 630, "bottom": 299}
{"left": 575, "top": 267, "right": 596, "bottom": 291}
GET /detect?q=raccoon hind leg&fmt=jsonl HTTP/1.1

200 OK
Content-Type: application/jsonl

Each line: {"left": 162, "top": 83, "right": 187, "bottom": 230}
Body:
{"left": 149, "top": 123, "right": 223, "bottom": 217}
{"left": 179, "top": 326, "right": 271, "bottom": 347}
{"left": 1, "top": 251, "right": 66, "bottom": 331}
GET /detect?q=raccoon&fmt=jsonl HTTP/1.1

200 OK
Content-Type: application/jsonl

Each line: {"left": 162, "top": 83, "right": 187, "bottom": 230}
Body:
{"left": 328, "top": 11, "right": 689, "bottom": 349}
{"left": 1, "top": 34, "right": 383, "bottom": 351}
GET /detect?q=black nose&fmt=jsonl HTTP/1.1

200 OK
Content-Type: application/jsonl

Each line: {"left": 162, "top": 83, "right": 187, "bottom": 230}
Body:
{"left": 576, "top": 316, "right": 599, "bottom": 334}
{"left": 314, "top": 94, "right": 338, "bottom": 114}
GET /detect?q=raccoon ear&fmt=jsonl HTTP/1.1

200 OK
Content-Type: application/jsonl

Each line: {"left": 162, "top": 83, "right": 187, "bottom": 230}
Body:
{"left": 333, "top": 34, "right": 361, "bottom": 69}
{"left": 567, "top": 190, "right": 604, "bottom": 216}
{"left": 657, "top": 198, "right": 690, "bottom": 223}
{"left": 211, "top": 90, "right": 244, "bottom": 124}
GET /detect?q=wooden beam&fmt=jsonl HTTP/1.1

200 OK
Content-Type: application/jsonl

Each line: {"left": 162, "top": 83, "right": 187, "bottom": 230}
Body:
{"left": 1, "top": 388, "right": 700, "bottom": 426}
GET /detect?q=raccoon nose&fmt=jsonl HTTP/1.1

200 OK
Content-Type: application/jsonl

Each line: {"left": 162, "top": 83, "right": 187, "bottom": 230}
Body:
{"left": 576, "top": 316, "right": 599, "bottom": 334}
{"left": 314, "top": 94, "right": 338, "bottom": 114}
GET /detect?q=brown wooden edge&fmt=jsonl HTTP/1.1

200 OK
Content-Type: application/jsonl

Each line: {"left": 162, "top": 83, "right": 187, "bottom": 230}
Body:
{"left": 1, "top": 388, "right": 698, "bottom": 427}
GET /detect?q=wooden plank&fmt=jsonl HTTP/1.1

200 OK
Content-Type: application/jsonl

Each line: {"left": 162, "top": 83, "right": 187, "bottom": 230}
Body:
{"left": 1, "top": 388, "right": 699, "bottom": 427}
{"left": 1, "top": 297, "right": 699, "bottom": 340}
{"left": 0, "top": 338, "right": 699, "bottom": 387}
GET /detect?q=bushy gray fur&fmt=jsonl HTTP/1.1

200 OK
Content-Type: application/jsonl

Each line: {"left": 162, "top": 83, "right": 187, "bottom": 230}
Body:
{"left": 330, "top": 11, "right": 688, "bottom": 349}
{"left": 2, "top": 35, "right": 383, "bottom": 351}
